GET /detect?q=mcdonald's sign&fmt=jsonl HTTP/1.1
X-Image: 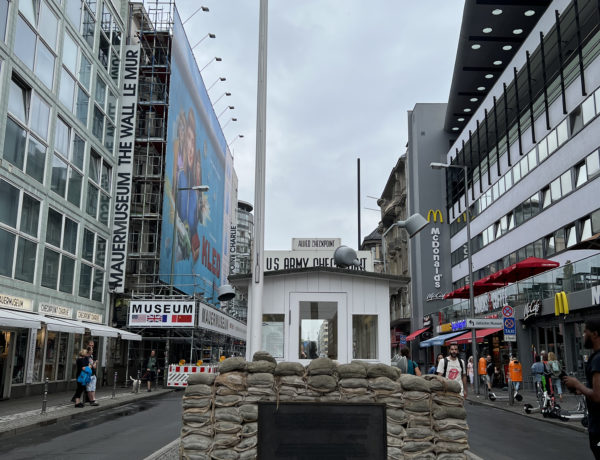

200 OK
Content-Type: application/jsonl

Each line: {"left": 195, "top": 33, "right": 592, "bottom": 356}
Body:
{"left": 427, "top": 209, "right": 444, "bottom": 223}
{"left": 554, "top": 291, "right": 569, "bottom": 316}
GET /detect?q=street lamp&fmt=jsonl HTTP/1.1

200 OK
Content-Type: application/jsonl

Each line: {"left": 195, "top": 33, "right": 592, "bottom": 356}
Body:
{"left": 191, "top": 33, "right": 215, "bottom": 50}
{"left": 182, "top": 5, "right": 209, "bottom": 25}
{"left": 201, "top": 57, "right": 222, "bottom": 73}
{"left": 212, "top": 92, "right": 231, "bottom": 106}
{"left": 430, "top": 161, "right": 479, "bottom": 397}
{"left": 222, "top": 118, "right": 237, "bottom": 130}
{"left": 170, "top": 185, "right": 210, "bottom": 294}
{"left": 207, "top": 77, "right": 226, "bottom": 92}
{"left": 217, "top": 105, "right": 235, "bottom": 120}
{"left": 228, "top": 134, "right": 244, "bottom": 147}
{"left": 381, "top": 213, "right": 429, "bottom": 273}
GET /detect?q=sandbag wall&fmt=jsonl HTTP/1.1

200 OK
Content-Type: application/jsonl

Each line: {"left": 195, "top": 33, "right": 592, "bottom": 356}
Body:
{"left": 180, "top": 353, "right": 469, "bottom": 460}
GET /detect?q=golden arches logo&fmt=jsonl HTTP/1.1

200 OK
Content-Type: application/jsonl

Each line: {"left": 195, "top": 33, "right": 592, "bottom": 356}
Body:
{"left": 554, "top": 291, "right": 569, "bottom": 316}
{"left": 427, "top": 209, "right": 444, "bottom": 223}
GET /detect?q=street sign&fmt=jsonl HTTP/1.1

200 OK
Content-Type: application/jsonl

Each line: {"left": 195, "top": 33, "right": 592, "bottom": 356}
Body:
{"left": 503, "top": 317, "right": 516, "bottom": 335}
{"left": 505, "top": 334, "right": 517, "bottom": 342}
{"left": 502, "top": 305, "right": 514, "bottom": 318}
{"left": 466, "top": 318, "right": 503, "bottom": 329}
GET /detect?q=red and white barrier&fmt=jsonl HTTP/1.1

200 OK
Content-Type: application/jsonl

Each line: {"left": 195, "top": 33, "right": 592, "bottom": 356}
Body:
{"left": 167, "top": 364, "right": 217, "bottom": 387}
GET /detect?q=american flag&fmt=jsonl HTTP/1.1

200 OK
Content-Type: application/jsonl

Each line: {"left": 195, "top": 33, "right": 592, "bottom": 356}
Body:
{"left": 131, "top": 314, "right": 147, "bottom": 323}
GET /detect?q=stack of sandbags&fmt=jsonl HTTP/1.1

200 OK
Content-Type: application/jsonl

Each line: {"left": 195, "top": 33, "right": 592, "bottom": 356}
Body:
{"left": 275, "top": 362, "right": 305, "bottom": 401}
{"left": 180, "top": 373, "right": 215, "bottom": 460}
{"left": 305, "top": 358, "right": 338, "bottom": 397}
{"left": 424, "top": 374, "right": 469, "bottom": 458}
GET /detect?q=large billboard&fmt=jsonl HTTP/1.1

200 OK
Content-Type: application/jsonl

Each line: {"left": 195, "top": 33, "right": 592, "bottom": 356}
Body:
{"left": 159, "top": 9, "right": 228, "bottom": 298}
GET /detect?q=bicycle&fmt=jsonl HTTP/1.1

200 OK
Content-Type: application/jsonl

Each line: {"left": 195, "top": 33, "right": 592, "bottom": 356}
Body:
{"left": 524, "top": 378, "right": 561, "bottom": 418}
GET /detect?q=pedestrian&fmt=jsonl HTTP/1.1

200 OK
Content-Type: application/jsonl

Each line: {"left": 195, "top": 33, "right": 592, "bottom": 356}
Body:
{"left": 72, "top": 349, "right": 91, "bottom": 408}
{"left": 437, "top": 344, "right": 467, "bottom": 397}
{"left": 547, "top": 351, "right": 563, "bottom": 401}
{"left": 485, "top": 355, "right": 494, "bottom": 393}
{"left": 531, "top": 355, "right": 545, "bottom": 392}
{"left": 429, "top": 353, "right": 444, "bottom": 374}
{"left": 86, "top": 340, "right": 99, "bottom": 406}
{"left": 398, "top": 347, "right": 421, "bottom": 376}
{"left": 467, "top": 356, "right": 474, "bottom": 389}
{"left": 146, "top": 350, "right": 157, "bottom": 392}
{"left": 563, "top": 320, "right": 600, "bottom": 459}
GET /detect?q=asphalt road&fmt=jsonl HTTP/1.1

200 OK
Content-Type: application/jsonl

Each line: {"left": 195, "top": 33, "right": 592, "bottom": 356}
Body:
{"left": 466, "top": 400, "right": 593, "bottom": 460}
{"left": 0, "top": 391, "right": 183, "bottom": 460}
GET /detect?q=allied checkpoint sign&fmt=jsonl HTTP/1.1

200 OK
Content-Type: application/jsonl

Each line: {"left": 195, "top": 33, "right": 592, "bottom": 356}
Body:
{"left": 128, "top": 300, "right": 195, "bottom": 327}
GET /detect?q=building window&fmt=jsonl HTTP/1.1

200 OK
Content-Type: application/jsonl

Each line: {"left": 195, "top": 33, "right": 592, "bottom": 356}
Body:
{"left": 262, "top": 314, "right": 284, "bottom": 359}
{"left": 14, "top": 1, "right": 58, "bottom": 90}
{"left": 581, "top": 217, "right": 592, "bottom": 241}
{"left": 0, "top": 0, "right": 8, "bottom": 42}
{"left": 51, "top": 118, "right": 85, "bottom": 207}
{"left": 59, "top": 32, "right": 92, "bottom": 126}
{"left": 92, "top": 73, "right": 116, "bottom": 152}
{"left": 66, "top": 0, "right": 96, "bottom": 50}
{"left": 98, "top": 2, "right": 121, "bottom": 83}
{"left": 4, "top": 78, "right": 49, "bottom": 183}
{"left": 41, "top": 208, "right": 78, "bottom": 293}
{"left": 79, "top": 228, "right": 105, "bottom": 302}
{"left": 86, "top": 149, "right": 112, "bottom": 225}
{"left": 353, "top": 315, "right": 378, "bottom": 360}
{"left": 587, "top": 150, "right": 600, "bottom": 179}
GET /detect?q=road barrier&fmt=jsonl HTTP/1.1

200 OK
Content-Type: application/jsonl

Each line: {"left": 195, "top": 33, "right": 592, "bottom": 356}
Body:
{"left": 167, "top": 364, "right": 217, "bottom": 387}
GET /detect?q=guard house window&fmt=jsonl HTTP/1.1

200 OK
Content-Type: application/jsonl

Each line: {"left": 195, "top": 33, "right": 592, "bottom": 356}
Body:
{"left": 262, "top": 314, "right": 284, "bottom": 359}
{"left": 4, "top": 78, "right": 50, "bottom": 184}
{"left": 299, "top": 301, "right": 337, "bottom": 360}
{"left": 14, "top": 1, "right": 58, "bottom": 90}
{"left": 41, "top": 208, "right": 78, "bottom": 293}
{"left": 0, "top": 180, "right": 40, "bottom": 283}
{"left": 353, "top": 315, "right": 378, "bottom": 360}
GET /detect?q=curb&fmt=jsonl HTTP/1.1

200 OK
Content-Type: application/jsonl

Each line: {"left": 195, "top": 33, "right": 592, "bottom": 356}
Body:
{"left": 0, "top": 389, "right": 175, "bottom": 440}
{"left": 144, "top": 439, "right": 180, "bottom": 460}
{"left": 466, "top": 395, "right": 587, "bottom": 433}
{"left": 465, "top": 451, "right": 485, "bottom": 460}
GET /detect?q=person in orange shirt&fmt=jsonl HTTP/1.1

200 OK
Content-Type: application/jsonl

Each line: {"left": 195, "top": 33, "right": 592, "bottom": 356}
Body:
{"left": 478, "top": 356, "right": 487, "bottom": 389}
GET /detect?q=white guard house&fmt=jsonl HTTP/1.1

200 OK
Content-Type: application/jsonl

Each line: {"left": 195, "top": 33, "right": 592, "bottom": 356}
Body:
{"left": 229, "top": 267, "right": 408, "bottom": 365}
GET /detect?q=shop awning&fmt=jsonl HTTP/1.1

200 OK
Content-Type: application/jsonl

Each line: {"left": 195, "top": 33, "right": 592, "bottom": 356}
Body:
{"left": 406, "top": 327, "right": 430, "bottom": 342}
{"left": 419, "top": 331, "right": 465, "bottom": 348}
{"left": 82, "top": 322, "right": 141, "bottom": 340}
{"left": 0, "top": 309, "right": 41, "bottom": 329}
{"left": 490, "top": 257, "right": 559, "bottom": 284}
{"left": 3, "top": 311, "right": 86, "bottom": 334}
{"left": 445, "top": 328, "right": 501, "bottom": 345}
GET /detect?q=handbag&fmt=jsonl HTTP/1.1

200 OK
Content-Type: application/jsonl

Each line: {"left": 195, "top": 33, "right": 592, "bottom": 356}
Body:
{"left": 77, "top": 370, "right": 91, "bottom": 385}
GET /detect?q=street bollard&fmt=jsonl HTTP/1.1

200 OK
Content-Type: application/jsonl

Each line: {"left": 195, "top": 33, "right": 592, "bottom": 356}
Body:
{"left": 112, "top": 372, "right": 117, "bottom": 399}
{"left": 137, "top": 370, "right": 141, "bottom": 393}
{"left": 41, "top": 378, "right": 49, "bottom": 415}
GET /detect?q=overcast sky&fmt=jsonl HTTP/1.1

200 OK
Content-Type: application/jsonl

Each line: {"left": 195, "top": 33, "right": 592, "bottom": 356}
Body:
{"left": 176, "top": 1, "right": 464, "bottom": 251}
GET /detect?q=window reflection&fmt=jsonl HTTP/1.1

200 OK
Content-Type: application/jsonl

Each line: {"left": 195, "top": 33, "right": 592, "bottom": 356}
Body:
{"left": 299, "top": 301, "right": 337, "bottom": 360}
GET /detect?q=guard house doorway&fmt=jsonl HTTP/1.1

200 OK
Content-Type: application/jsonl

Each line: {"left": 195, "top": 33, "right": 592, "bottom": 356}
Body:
{"left": 289, "top": 293, "right": 347, "bottom": 363}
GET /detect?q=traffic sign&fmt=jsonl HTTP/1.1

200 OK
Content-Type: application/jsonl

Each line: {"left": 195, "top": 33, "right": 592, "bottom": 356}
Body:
{"left": 505, "top": 334, "right": 517, "bottom": 342}
{"left": 502, "top": 305, "right": 514, "bottom": 318}
{"left": 503, "top": 317, "right": 516, "bottom": 335}
{"left": 466, "top": 318, "right": 503, "bottom": 329}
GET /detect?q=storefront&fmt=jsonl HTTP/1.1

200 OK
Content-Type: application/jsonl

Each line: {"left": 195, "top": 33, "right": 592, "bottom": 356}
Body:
{"left": 0, "top": 294, "right": 141, "bottom": 399}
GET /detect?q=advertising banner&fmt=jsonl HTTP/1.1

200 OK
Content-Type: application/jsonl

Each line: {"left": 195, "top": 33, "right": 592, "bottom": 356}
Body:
{"left": 198, "top": 304, "right": 246, "bottom": 340}
{"left": 128, "top": 300, "right": 195, "bottom": 327}
{"left": 159, "top": 8, "right": 227, "bottom": 297}
{"left": 109, "top": 44, "right": 141, "bottom": 293}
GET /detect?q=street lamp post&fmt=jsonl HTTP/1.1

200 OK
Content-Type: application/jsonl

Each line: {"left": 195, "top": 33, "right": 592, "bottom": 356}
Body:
{"left": 430, "top": 161, "right": 478, "bottom": 397}
{"left": 169, "top": 185, "right": 210, "bottom": 295}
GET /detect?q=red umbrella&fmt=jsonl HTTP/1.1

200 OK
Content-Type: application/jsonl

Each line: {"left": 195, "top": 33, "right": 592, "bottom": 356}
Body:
{"left": 444, "top": 282, "right": 506, "bottom": 299}
{"left": 473, "top": 273, "right": 498, "bottom": 286}
{"left": 490, "top": 257, "right": 559, "bottom": 284}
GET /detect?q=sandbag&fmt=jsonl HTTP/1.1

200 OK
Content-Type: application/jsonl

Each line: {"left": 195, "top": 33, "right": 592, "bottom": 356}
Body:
{"left": 182, "top": 434, "right": 212, "bottom": 451}
{"left": 275, "top": 362, "right": 305, "bottom": 376}
{"left": 387, "top": 436, "right": 403, "bottom": 447}
{"left": 307, "top": 375, "right": 337, "bottom": 392}
{"left": 247, "top": 372, "right": 274, "bottom": 387}
{"left": 252, "top": 351, "right": 277, "bottom": 364}
{"left": 181, "top": 424, "right": 213, "bottom": 437}
{"left": 215, "top": 395, "right": 243, "bottom": 407}
{"left": 404, "top": 398, "right": 431, "bottom": 413}
{"left": 247, "top": 360, "right": 276, "bottom": 374}
{"left": 187, "top": 373, "right": 216, "bottom": 386}
{"left": 339, "top": 378, "right": 368, "bottom": 388}
{"left": 378, "top": 396, "right": 404, "bottom": 408}
{"left": 369, "top": 377, "right": 401, "bottom": 392}
{"left": 320, "top": 392, "right": 342, "bottom": 402}
{"left": 399, "top": 374, "right": 430, "bottom": 392}
{"left": 423, "top": 374, "right": 444, "bottom": 391}
{"left": 433, "top": 418, "right": 469, "bottom": 431}
{"left": 210, "top": 449, "right": 240, "bottom": 460}
{"left": 307, "top": 357, "right": 336, "bottom": 376}
{"left": 434, "top": 441, "right": 470, "bottom": 453}
{"left": 407, "top": 415, "right": 432, "bottom": 427}
{"left": 215, "top": 372, "right": 247, "bottom": 391}
{"left": 337, "top": 363, "right": 367, "bottom": 379}
{"left": 234, "top": 436, "right": 257, "bottom": 452}
{"left": 239, "top": 448, "right": 257, "bottom": 460}
{"left": 405, "top": 426, "right": 434, "bottom": 441}
{"left": 437, "top": 453, "right": 467, "bottom": 460}
{"left": 386, "top": 408, "right": 408, "bottom": 424}
{"left": 185, "top": 383, "right": 213, "bottom": 396}
{"left": 435, "top": 429, "right": 469, "bottom": 442}
{"left": 183, "top": 398, "right": 212, "bottom": 409}
{"left": 404, "top": 391, "right": 430, "bottom": 401}
{"left": 239, "top": 404, "right": 258, "bottom": 422}
{"left": 183, "top": 412, "right": 211, "bottom": 424}
{"left": 387, "top": 422, "right": 407, "bottom": 437}
{"left": 213, "top": 433, "right": 240, "bottom": 449}
{"left": 241, "top": 423, "right": 258, "bottom": 438}
{"left": 433, "top": 392, "right": 464, "bottom": 407}
{"left": 402, "top": 441, "right": 433, "bottom": 454}
{"left": 432, "top": 405, "right": 467, "bottom": 420}
{"left": 219, "top": 357, "right": 247, "bottom": 374}
{"left": 366, "top": 363, "right": 398, "bottom": 380}
{"left": 183, "top": 451, "right": 210, "bottom": 460}
{"left": 387, "top": 446, "right": 403, "bottom": 460}
{"left": 214, "top": 407, "right": 242, "bottom": 424}
{"left": 214, "top": 421, "right": 242, "bottom": 434}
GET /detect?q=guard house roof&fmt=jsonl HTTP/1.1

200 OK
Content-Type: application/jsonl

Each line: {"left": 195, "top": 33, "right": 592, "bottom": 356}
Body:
{"left": 444, "top": 0, "right": 552, "bottom": 133}
{"left": 229, "top": 267, "right": 409, "bottom": 291}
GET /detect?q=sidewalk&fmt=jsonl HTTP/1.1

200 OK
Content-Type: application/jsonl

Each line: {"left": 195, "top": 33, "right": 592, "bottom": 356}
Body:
{"left": 0, "top": 384, "right": 173, "bottom": 439}
{"left": 465, "top": 385, "right": 587, "bottom": 433}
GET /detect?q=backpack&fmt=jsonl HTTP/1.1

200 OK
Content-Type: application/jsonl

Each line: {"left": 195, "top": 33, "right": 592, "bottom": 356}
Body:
{"left": 407, "top": 359, "right": 416, "bottom": 375}
{"left": 550, "top": 360, "right": 561, "bottom": 376}
{"left": 397, "top": 356, "right": 408, "bottom": 374}
{"left": 443, "top": 357, "right": 465, "bottom": 378}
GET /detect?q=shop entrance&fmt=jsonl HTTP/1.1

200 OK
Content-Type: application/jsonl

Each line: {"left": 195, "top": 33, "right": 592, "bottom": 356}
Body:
{"left": 0, "top": 331, "right": 13, "bottom": 399}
